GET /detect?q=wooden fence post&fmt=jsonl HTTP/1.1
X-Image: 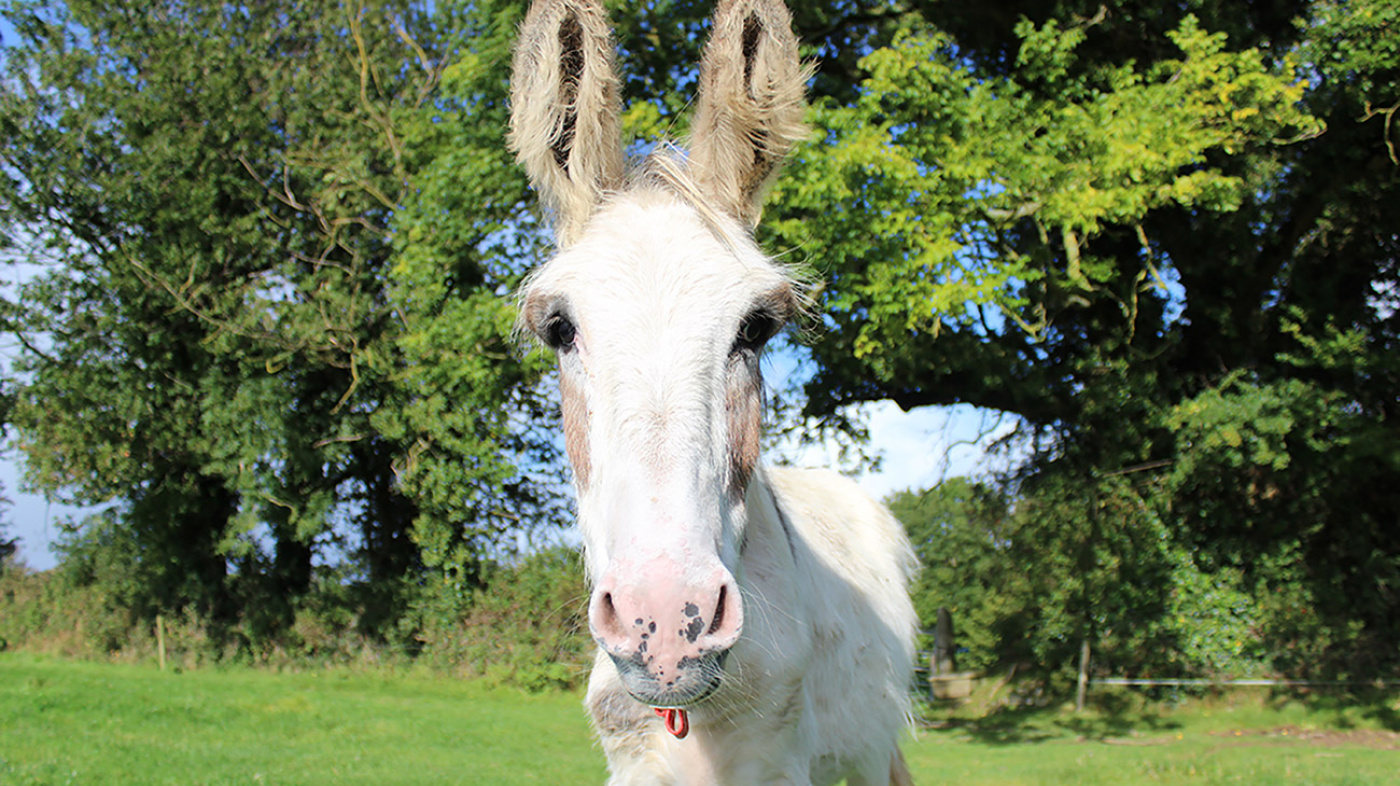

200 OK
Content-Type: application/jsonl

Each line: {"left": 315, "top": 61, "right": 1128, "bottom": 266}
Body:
{"left": 157, "top": 614, "right": 166, "bottom": 672}
{"left": 933, "top": 607, "right": 956, "bottom": 677}
{"left": 1075, "top": 637, "right": 1090, "bottom": 712}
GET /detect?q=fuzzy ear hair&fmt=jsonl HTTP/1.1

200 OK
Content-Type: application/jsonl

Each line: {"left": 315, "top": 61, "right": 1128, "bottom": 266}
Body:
{"left": 690, "top": 0, "right": 809, "bottom": 228}
{"left": 509, "top": 0, "right": 624, "bottom": 247}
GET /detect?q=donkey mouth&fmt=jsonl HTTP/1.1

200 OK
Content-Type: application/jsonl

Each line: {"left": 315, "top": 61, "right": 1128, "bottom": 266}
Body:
{"left": 606, "top": 647, "right": 730, "bottom": 708}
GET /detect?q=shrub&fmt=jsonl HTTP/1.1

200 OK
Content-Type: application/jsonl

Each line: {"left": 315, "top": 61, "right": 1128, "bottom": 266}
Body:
{"left": 415, "top": 546, "right": 592, "bottom": 691}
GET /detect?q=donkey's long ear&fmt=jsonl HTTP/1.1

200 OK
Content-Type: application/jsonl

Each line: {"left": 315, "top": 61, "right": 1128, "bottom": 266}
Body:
{"left": 509, "top": 0, "right": 624, "bottom": 247}
{"left": 690, "top": 0, "right": 808, "bottom": 227}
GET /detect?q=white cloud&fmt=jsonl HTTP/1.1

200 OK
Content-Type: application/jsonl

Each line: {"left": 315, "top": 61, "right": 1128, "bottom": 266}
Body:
{"left": 772, "top": 399, "right": 1018, "bottom": 502}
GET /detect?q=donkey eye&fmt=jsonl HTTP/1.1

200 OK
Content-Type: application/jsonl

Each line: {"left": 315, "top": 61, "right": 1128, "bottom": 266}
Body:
{"left": 735, "top": 310, "right": 781, "bottom": 352}
{"left": 542, "top": 314, "right": 578, "bottom": 351}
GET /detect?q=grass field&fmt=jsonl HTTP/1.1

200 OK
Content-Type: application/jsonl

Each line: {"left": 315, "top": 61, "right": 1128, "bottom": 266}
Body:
{"left": 3, "top": 653, "right": 1397, "bottom": 784}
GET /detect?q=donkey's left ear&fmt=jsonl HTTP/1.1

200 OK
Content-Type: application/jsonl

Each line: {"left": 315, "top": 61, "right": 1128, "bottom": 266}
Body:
{"left": 690, "top": 0, "right": 809, "bottom": 227}
{"left": 509, "top": 0, "right": 624, "bottom": 247}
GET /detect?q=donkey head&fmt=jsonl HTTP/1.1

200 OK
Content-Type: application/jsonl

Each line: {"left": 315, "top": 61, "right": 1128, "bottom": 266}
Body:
{"left": 511, "top": 0, "right": 807, "bottom": 709}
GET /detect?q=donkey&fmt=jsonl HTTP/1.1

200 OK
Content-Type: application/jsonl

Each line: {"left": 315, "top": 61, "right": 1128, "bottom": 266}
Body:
{"left": 509, "top": 1, "right": 918, "bottom": 783}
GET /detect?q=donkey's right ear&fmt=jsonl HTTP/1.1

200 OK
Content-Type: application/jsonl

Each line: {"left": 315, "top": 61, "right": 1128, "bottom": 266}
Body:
{"left": 509, "top": 0, "right": 624, "bottom": 247}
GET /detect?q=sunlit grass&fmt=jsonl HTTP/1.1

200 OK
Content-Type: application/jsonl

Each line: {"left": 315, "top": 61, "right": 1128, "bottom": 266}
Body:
{"left": 3, "top": 653, "right": 1396, "bottom": 785}
{"left": 1, "top": 654, "right": 605, "bottom": 785}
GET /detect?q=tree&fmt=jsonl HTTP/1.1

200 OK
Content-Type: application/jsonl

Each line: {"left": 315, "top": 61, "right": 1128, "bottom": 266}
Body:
{"left": 890, "top": 473, "right": 1267, "bottom": 680}
{"left": 0, "top": 0, "right": 556, "bottom": 643}
{"left": 889, "top": 478, "right": 1012, "bottom": 672}
{"left": 770, "top": 12, "right": 1320, "bottom": 427}
{"left": 769, "top": 0, "right": 1399, "bottom": 675}
{"left": 374, "top": 0, "right": 572, "bottom": 624}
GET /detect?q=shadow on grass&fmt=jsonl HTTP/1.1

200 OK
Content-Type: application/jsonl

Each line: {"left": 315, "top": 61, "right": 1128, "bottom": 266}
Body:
{"left": 922, "top": 697, "right": 1182, "bottom": 746}
{"left": 1265, "top": 686, "right": 1400, "bottom": 732}
{"left": 1365, "top": 695, "right": 1400, "bottom": 732}
{"left": 921, "top": 684, "right": 1400, "bottom": 746}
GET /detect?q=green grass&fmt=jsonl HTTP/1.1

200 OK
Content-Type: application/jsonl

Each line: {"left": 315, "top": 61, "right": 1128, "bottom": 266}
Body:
{"left": 0, "top": 654, "right": 606, "bottom": 785}
{"left": 910, "top": 689, "right": 1400, "bottom": 785}
{"left": 3, "top": 653, "right": 1397, "bottom": 785}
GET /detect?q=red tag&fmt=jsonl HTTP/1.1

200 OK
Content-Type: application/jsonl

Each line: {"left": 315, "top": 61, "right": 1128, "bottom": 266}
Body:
{"left": 654, "top": 707, "right": 690, "bottom": 739}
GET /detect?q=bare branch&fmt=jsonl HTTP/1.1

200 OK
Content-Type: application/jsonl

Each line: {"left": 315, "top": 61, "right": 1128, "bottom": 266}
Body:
{"left": 1361, "top": 100, "right": 1400, "bottom": 166}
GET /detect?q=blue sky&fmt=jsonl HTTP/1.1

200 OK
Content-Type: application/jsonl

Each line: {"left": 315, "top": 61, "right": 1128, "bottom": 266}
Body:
{"left": 4, "top": 458, "right": 102, "bottom": 571}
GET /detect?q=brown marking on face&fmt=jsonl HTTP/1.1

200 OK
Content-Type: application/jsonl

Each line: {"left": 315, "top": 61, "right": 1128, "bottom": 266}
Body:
{"left": 522, "top": 288, "right": 591, "bottom": 486}
{"left": 520, "top": 289, "right": 553, "bottom": 338}
{"left": 725, "top": 351, "right": 764, "bottom": 500}
{"left": 723, "top": 284, "right": 794, "bottom": 498}
{"left": 559, "top": 366, "right": 591, "bottom": 489}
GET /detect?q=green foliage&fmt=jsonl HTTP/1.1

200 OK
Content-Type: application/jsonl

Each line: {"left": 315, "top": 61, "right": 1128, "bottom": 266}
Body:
{"left": 774, "top": 0, "right": 1399, "bottom": 683}
{"left": 1304, "top": 0, "right": 1400, "bottom": 113}
{"left": 368, "top": 0, "right": 573, "bottom": 621}
{"left": 0, "top": 559, "right": 112, "bottom": 659}
{"left": 1163, "top": 362, "right": 1399, "bottom": 674}
{"left": 413, "top": 546, "right": 591, "bottom": 692}
{"left": 893, "top": 327, "right": 1396, "bottom": 679}
{"left": 894, "top": 472, "right": 1286, "bottom": 681}
{"left": 0, "top": 533, "right": 15, "bottom": 580}
{"left": 0, "top": 0, "right": 567, "bottom": 650}
{"left": 1164, "top": 555, "right": 1265, "bottom": 679}
{"left": 769, "top": 13, "right": 1320, "bottom": 368}
{"left": 889, "top": 476, "right": 1085, "bottom": 676}
{"left": 1, "top": 541, "right": 590, "bottom": 689}
{"left": 890, "top": 478, "right": 1012, "bottom": 673}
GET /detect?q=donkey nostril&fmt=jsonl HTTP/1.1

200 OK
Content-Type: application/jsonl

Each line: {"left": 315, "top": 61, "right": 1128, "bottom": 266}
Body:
{"left": 595, "top": 591, "right": 622, "bottom": 636}
{"left": 707, "top": 584, "right": 727, "bottom": 636}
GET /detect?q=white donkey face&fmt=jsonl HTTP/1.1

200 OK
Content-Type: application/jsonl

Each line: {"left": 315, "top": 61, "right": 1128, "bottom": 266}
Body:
{"left": 510, "top": 0, "right": 807, "bottom": 709}
{"left": 521, "top": 189, "right": 794, "bottom": 705}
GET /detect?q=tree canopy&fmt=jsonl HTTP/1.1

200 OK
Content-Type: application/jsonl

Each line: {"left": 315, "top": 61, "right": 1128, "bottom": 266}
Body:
{"left": 0, "top": 0, "right": 559, "bottom": 644}
{"left": 773, "top": 0, "right": 1399, "bottom": 678}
